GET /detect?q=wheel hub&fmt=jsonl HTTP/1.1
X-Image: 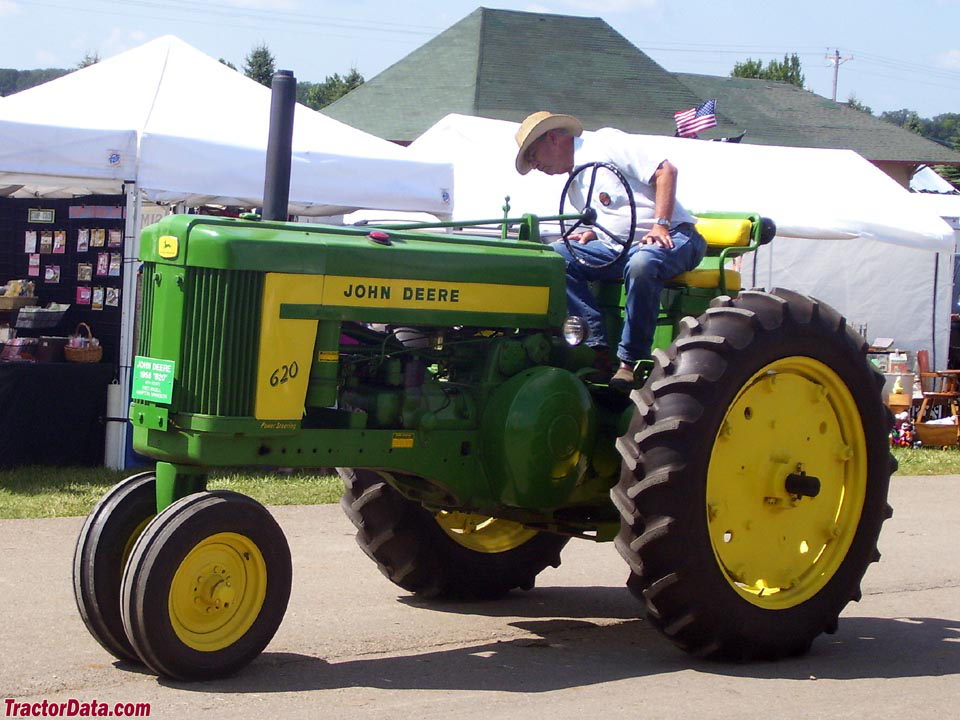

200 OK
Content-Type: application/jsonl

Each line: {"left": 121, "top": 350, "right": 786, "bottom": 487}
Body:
{"left": 168, "top": 532, "right": 267, "bottom": 651}
{"left": 706, "top": 357, "right": 867, "bottom": 609}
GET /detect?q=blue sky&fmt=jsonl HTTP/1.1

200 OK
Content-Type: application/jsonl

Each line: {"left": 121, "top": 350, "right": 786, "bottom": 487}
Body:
{"left": 2, "top": 0, "right": 958, "bottom": 119}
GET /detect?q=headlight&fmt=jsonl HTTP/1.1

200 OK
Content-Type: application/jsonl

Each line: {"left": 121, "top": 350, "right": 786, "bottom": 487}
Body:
{"left": 562, "top": 316, "right": 588, "bottom": 346}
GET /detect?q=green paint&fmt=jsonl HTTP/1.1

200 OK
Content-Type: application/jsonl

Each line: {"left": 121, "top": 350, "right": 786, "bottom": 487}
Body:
{"left": 132, "top": 211, "right": 762, "bottom": 535}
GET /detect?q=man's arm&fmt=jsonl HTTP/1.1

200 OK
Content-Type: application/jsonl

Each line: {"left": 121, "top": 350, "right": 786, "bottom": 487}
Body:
{"left": 643, "top": 160, "right": 678, "bottom": 249}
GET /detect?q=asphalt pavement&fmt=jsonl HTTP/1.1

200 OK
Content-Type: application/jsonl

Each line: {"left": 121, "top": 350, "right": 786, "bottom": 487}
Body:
{"left": 1, "top": 474, "right": 958, "bottom": 719}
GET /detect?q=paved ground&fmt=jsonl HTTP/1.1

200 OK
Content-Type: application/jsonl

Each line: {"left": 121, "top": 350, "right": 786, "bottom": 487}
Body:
{"left": 1, "top": 475, "right": 959, "bottom": 720}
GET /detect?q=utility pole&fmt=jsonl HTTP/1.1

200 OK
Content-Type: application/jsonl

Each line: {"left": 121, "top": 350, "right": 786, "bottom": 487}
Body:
{"left": 826, "top": 48, "right": 853, "bottom": 101}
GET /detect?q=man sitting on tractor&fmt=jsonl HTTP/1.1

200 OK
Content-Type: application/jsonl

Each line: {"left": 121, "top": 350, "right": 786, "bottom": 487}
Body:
{"left": 515, "top": 111, "right": 706, "bottom": 390}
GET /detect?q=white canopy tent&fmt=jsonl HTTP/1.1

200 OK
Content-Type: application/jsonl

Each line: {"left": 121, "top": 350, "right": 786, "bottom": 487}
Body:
{"left": 0, "top": 36, "right": 454, "bottom": 467}
{"left": 0, "top": 35, "right": 453, "bottom": 215}
{"left": 402, "top": 113, "right": 956, "bottom": 366}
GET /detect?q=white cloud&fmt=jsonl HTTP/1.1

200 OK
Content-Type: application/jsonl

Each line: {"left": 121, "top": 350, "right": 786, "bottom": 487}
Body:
{"left": 553, "top": 0, "right": 660, "bottom": 12}
{"left": 521, "top": 0, "right": 659, "bottom": 16}
{"left": 220, "top": 0, "right": 301, "bottom": 9}
{"left": 937, "top": 49, "right": 960, "bottom": 69}
{"left": 0, "top": 0, "right": 21, "bottom": 17}
{"left": 101, "top": 28, "right": 149, "bottom": 58}
{"left": 34, "top": 49, "right": 60, "bottom": 66}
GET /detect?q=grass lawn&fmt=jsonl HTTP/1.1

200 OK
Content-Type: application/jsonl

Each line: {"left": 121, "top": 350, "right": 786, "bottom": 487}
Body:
{"left": 0, "top": 465, "right": 343, "bottom": 519}
{"left": 0, "top": 446, "right": 957, "bottom": 519}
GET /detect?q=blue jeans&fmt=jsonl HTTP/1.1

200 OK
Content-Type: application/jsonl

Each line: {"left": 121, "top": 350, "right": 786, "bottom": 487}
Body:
{"left": 551, "top": 223, "right": 706, "bottom": 363}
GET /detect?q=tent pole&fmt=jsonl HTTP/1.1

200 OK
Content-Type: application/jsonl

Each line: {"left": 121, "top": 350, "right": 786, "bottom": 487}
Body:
{"left": 107, "top": 181, "right": 142, "bottom": 469}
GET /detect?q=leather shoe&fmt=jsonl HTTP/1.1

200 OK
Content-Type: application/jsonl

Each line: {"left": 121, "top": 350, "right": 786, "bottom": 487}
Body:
{"left": 609, "top": 365, "right": 636, "bottom": 392}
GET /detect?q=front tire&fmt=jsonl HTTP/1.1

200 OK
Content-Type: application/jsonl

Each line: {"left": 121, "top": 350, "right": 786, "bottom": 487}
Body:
{"left": 339, "top": 468, "right": 569, "bottom": 599}
{"left": 73, "top": 471, "right": 157, "bottom": 662}
{"left": 613, "top": 288, "right": 895, "bottom": 659}
{"left": 120, "top": 491, "right": 291, "bottom": 680}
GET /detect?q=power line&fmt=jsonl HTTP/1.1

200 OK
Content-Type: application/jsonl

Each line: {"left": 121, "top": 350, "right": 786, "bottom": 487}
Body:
{"left": 22, "top": 0, "right": 442, "bottom": 38}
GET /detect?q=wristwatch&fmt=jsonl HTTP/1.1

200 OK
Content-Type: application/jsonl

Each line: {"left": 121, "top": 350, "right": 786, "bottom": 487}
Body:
{"left": 655, "top": 217, "right": 671, "bottom": 227}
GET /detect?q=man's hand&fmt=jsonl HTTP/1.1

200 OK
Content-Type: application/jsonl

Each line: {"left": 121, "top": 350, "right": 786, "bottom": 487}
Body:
{"left": 641, "top": 224, "right": 675, "bottom": 249}
{"left": 569, "top": 230, "right": 597, "bottom": 245}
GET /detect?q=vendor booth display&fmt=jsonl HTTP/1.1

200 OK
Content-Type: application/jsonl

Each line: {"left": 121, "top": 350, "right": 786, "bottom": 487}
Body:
{"left": 0, "top": 195, "right": 123, "bottom": 366}
{"left": 0, "top": 361, "right": 113, "bottom": 466}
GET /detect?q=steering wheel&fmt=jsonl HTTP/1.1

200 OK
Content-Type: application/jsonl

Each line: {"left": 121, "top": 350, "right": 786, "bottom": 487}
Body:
{"left": 559, "top": 162, "right": 637, "bottom": 269}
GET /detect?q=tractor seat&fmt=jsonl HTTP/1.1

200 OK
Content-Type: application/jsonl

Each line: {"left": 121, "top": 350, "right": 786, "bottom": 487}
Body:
{"left": 667, "top": 216, "right": 752, "bottom": 291}
{"left": 669, "top": 259, "right": 742, "bottom": 292}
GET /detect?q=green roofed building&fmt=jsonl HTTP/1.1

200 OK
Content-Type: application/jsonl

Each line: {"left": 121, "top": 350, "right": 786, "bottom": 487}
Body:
{"left": 324, "top": 7, "right": 960, "bottom": 186}
{"left": 323, "top": 7, "right": 740, "bottom": 141}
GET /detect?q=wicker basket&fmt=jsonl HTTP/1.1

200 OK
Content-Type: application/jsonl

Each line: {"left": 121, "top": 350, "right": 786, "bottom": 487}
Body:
{"left": 64, "top": 322, "right": 103, "bottom": 363}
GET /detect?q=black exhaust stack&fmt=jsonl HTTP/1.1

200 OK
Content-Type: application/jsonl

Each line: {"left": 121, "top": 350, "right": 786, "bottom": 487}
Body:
{"left": 262, "top": 69, "right": 296, "bottom": 221}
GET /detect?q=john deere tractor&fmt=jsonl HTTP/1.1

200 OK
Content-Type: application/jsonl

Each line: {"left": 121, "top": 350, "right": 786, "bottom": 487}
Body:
{"left": 73, "top": 160, "right": 894, "bottom": 681}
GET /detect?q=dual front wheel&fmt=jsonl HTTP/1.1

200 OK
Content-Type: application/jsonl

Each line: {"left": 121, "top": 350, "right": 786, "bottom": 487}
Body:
{"left": 73, "top": 479, "right": 290, "bottom": 680}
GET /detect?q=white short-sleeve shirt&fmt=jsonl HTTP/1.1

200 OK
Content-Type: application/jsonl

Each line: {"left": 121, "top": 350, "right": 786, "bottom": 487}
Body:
{"left": 568, "top": 129, "right": 696, "bottom": 249}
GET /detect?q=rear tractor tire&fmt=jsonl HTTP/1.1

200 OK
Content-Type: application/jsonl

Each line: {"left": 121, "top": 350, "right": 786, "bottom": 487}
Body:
{"left": 339, "top": 468, "right": 569, "bottom": 599}
{"left": 613, "top": 288, "right": 895, "bottom": 660}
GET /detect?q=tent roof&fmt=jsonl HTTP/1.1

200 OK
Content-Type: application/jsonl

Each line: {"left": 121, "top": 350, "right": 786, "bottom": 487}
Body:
{"left": 324, "top": 8, "right": 724, "bottom": 142}
{"left": 408, "top": 113, "right": 954, "bottom": 252}
{"left": 911, "top": 166, "right": 960, "bottom": 194}
{"left": 0, "top": 36, "right": 453, "bottom": 214}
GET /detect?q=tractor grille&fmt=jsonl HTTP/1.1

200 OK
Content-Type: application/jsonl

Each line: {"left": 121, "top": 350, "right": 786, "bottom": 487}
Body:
{"left": 136, "top": 263, "right": 155, "bottom": 358}
{"left": 178, "top": 268, "right": 263, "bottom": 416}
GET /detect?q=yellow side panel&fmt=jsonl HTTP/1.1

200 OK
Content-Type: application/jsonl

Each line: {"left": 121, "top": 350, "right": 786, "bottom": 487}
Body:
{"left": 255, "top": 273, "right": 325, "bottom": 421}
{"left": 323, "top": 276, "right": 549, "bottom": 315}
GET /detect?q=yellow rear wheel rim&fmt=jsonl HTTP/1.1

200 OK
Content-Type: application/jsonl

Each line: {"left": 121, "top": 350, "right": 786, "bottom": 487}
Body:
{"left": 435, "top": 512, "right": 538, "bottom": 553}
{"left": 168, "top": 532, "right": 267, "bottom": 652}
{"left": 707, "top": 356, "right": 867, "bottom": 609}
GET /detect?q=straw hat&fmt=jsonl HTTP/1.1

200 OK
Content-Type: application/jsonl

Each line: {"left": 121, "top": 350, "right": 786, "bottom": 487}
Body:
{"left": 514, "top": 111, "right": 583, "bottom": 175}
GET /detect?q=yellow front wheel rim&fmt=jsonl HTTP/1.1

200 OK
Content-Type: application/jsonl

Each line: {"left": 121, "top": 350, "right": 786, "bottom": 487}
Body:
{"left": 168, "top": 532, "right": 267, "bottom": 652}
{"left": 121, "top": 516, "right": 154, "bottom": 572}
{"left": 436, "top": 512, "right": 538, "bottom": 553}
{"left": 707, "top": 356, "right": 868, "bottom": 609}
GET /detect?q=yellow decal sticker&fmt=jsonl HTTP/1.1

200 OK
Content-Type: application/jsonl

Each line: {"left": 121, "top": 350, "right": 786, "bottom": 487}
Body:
{"left": 255, "top": 273, "right": 325, "bottom": 421}
{"left": 324, "top": 276, "right": 549, "bottom": 315}
{"left": 259, "top": 421, "right": 299, "bottom": 431}
{"left": 391, "top": 433, "right": 415, "bottom": 449}
{"left": 317, "top": 351, "right": 339, "bottom": 362}
{"left": 158, "top": 235, "right": 179, "bottom": 259}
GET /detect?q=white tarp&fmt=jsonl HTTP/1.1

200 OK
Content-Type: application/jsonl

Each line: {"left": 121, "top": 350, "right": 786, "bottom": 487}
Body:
{"left": 911, "top": 166, "right": 959, "bottom": 195}
{"left": 409, "top": 114, "right": 953, "bottom": 251}
{"left": 0, "top": 36, "right": 453, "bottom": 215}
{"left": 406, "top": 113, "right": 956, "bottom": 364}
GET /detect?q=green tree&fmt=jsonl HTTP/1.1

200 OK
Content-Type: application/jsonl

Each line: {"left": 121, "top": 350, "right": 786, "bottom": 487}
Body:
{"left": 934, "top": 136, "right": 960, "bottom": 190}
{"left": 219, "top": 58, "right": 237, "bottom": 71}
{"left": 300, "top": 67, "right": 364, "bottom": 110}
{"left": 243, "top": 43, "right": 275, "bottom": 87}
{"left": 846, "top": 94, "right": 872, "bottom": 115}
{"left": 926, "top": 113, "right": 960, "bottom": 147}
{"left": 731, "top": 53, "right": 805, "bottom": 88}
{"left": 77, "top": 52, "right": 100, "bottom": 69}
{"left": 881, "top": 108, "right": 924, "bottom": 135}
{"left": 0, "top": 67, "right": 71, "bottom": 95}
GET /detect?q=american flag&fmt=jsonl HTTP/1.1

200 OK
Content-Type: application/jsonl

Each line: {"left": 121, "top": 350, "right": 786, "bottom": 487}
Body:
{"left": 674, "top": 99, "right": 718, "bottom": 138}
